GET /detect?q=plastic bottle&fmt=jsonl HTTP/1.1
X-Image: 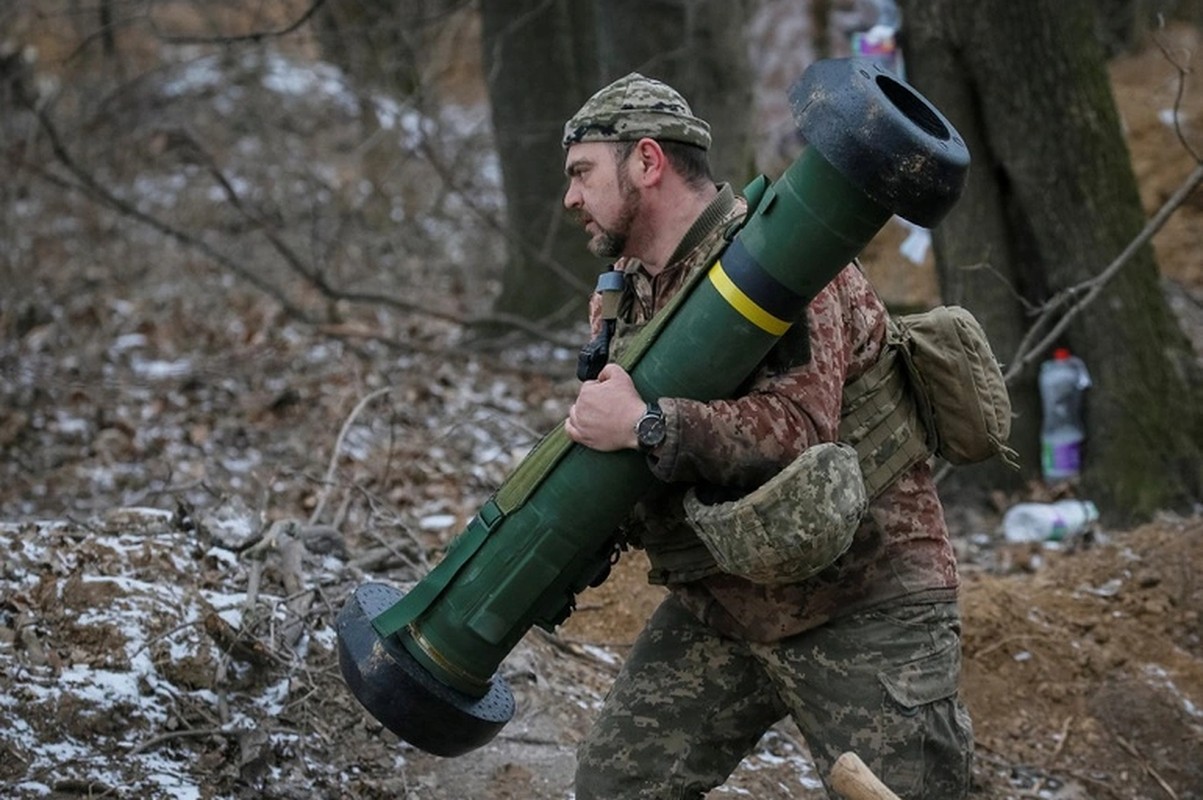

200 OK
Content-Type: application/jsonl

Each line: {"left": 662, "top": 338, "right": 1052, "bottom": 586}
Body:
{"left": 1002, "top": 499, "right": 1099, "bottom": 543}
{"left": 851, "top": 0, "right": 903, "bottom": 75}
{"left": 873, "top": 0, "right": 901, "bottom": 29}
{"left": 1038, "top": 348, "right": 1091, "bottom": 482}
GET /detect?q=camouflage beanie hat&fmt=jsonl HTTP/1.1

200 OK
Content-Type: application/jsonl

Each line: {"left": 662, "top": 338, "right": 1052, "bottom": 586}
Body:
{"left": 562, "top": 72, "right": 712, "bottom": 150}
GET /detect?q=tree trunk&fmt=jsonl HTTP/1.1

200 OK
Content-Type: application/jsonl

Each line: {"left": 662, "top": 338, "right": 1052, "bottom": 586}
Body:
{"left": 479, "top": 0, "right": 600, "bottom": 331}
{"left": 592, "top": 0, "right": 756, "bottom": 186}
{"left": 1092, "top": 0, "right": 1199, "bottom": 58}
{"left": 312, "top": 0, "right": 427, "bottom": 98}
{"left": 899, "top": 0, "right": 1203, "bottom": 521}
{"left": 1094, "top": 0, "right": 1147, "bottom": 57}
{"left": 481, "top": 1, "right": 757, "bottom": 329}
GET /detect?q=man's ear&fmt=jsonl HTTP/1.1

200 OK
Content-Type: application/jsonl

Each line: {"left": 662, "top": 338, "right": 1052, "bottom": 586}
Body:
{"left": 633, "top": 138, "right": 666, "bottom": 186}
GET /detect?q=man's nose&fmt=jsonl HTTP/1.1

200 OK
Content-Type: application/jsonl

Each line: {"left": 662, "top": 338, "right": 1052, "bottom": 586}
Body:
{"left": 564, "top": 182, "right": 581, "bottom": 209}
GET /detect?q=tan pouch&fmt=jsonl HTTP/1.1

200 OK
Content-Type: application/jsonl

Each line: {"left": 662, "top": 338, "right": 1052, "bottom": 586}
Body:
{"left": 890, "top": 306, "right": 1017, "bottom": 466}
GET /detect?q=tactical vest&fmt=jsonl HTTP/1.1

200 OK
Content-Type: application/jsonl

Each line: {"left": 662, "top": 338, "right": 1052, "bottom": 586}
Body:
{"left": 613, "top": 290, "right": 931, "bottom": 586}
{"left": 603, "top": 186, "right": 933, "bottom": 585}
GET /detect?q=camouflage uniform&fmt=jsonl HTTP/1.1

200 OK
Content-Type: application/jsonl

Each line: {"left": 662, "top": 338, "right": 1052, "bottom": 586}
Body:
{"left": 565, "top": 74, "right": 973, "bottom": 799}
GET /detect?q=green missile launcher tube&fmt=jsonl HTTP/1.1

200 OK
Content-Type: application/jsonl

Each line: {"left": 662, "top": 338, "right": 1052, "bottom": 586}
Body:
{"left": 336, "top": 58, "right": 970, "bottom": 757}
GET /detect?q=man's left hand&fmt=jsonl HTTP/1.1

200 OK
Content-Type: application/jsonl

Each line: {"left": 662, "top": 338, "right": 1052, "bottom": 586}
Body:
{"left": 565, "top": 363, "right": 646, "bottom": 451}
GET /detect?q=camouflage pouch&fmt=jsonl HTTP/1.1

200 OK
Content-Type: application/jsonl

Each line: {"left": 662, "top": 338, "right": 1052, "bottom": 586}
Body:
{"left": 681, "top": 442, "right": 868, "bottom": 585}
{"left": 890, "top": 307, "right": 1017, "bottom": 466}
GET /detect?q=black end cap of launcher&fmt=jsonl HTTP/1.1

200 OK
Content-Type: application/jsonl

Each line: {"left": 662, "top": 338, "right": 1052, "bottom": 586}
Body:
{"left": 336, "top": 582, "right": 515, "bottom": 757}
{"left": 790, "top": 57, "right": 970, "bottom": 229}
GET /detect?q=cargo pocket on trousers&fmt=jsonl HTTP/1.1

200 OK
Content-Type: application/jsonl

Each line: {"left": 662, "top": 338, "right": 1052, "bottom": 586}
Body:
{"left": 877, "top": 641, "right": 960, "bottom": 714}
{"left": 873, "top": 641, "right": 967, "bottom": 797}
{"left": 879, "top": 639, "right": 974, "bottom": 798}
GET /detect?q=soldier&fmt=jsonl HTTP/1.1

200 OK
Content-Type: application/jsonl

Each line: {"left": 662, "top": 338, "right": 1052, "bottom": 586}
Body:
{"left": 561, "top": 72, "right": 974, "bottom": 799}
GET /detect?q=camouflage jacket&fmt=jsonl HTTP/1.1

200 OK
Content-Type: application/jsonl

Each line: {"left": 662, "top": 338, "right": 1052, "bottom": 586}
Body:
{"left": 607, "top": 184, "right": 959, "bottom": 643}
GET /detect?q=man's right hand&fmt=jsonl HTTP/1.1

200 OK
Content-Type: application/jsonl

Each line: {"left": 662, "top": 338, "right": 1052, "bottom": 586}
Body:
{"left": 565, "top": 364, "right": 646, "bottom": 452}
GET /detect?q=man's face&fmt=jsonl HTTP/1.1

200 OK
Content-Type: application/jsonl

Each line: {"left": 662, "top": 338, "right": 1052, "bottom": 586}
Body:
{"left": 564, "top": 142, "right": 641, "bottom": 258}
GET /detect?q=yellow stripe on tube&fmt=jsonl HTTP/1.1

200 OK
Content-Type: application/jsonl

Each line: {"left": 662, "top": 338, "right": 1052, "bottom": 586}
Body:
{"left": 707, "top": 261, "right": 793, "bottom": 336}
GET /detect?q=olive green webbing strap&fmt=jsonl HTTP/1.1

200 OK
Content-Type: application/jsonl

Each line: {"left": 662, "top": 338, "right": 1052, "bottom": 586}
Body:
{"left": 492, "top": 259, "right": 716, "bottom": 515}
{"left": 370, "top": 499, "right": 504, "bottom": 636}
{"left": 370, "top": 261, "right": 722, "bottom": 633}
{"left": 495, "top": 183, "right": 747, "bottom": 515}
{"left": 371, "top": 220, "right": 745, "bottom": 634}
{"left": 372, "top": 188, "right": 756, "bottom": 630}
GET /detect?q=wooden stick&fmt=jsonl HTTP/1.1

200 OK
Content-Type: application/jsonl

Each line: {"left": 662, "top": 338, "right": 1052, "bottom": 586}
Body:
{"left": 830, "top": 752, "right": 902, "bottom": 800}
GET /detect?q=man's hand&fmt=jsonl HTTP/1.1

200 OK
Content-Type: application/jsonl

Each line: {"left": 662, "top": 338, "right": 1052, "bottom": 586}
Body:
{"left": 565, "top": 363, "right": 646, "bottom": 451}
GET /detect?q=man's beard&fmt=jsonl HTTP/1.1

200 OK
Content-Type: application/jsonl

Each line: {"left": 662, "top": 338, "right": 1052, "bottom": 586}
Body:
{"left": 586, "top": 180, "right": 640, "bottom": 258}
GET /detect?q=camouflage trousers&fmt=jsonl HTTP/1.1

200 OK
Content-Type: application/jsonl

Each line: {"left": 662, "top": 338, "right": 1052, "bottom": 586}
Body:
{"left": 575, "top": 594, "right": 973, "bottom": 799}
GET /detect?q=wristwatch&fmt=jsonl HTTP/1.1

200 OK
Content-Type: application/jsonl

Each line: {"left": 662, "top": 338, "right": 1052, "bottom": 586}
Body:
{"left": 634, "top": 401, "right": 667, "bottom": 452}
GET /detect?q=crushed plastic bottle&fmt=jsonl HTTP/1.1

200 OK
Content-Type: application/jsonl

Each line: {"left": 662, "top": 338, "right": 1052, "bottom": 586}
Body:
{"left": 1002, "top": 499, "right": 1099, "bottom": 543}
{"left": 1039, "top": 348, "right": 1091, "bottom": 482}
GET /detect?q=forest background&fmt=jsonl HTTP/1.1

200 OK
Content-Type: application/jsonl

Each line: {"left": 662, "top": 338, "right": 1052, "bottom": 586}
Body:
{"left": 2, "top": 1, "right": 1203, "bottom": 798}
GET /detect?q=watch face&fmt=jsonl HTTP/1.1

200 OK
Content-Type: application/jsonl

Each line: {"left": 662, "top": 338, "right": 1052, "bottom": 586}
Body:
{"left": 636, "top": 412, "right": 666, "bottom": 448}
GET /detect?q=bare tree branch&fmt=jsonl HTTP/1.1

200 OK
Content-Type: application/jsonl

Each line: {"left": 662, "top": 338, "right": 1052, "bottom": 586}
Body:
{"left": 1152, "top": 17, "right": 1201, "bottom": 163}
{"left": 1004, "top": 35, "right": 1203, "bottom": 381}
{"left": 412, "top": 116, "right": 593, "bottom": 302}
{"left": 1005, "top": 162, "right": 1203, "bottom": 380}
{"left": 13, "top": 90, "right": 583, "bottom": 356}
{"left": 149, "top": 0, "right": 331, "bottom": 46}
{"left": 15, "top": 98, "right": 319, "bottom": 323}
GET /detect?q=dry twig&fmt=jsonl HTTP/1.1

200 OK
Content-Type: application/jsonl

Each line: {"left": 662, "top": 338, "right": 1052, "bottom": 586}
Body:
{"left": 531, "top": 627, "right": 621, "bottom": 676}
{"left": 1117, "top": 736, "right": 1181, "bottom": 800}
{"left": 1049, "top": 714, "right": 1074, "bottom": 761}
{"left": 128, "top": 724, "right": 277, "bottom": 756}
{"left": 202, "top": 611, "right": 274, "bottom": 671}
{"left": 309, "top": 387, "right": 393, "bottom": 527}
{"left": 150, "top": 0, "right": 330, "bottom": 45}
